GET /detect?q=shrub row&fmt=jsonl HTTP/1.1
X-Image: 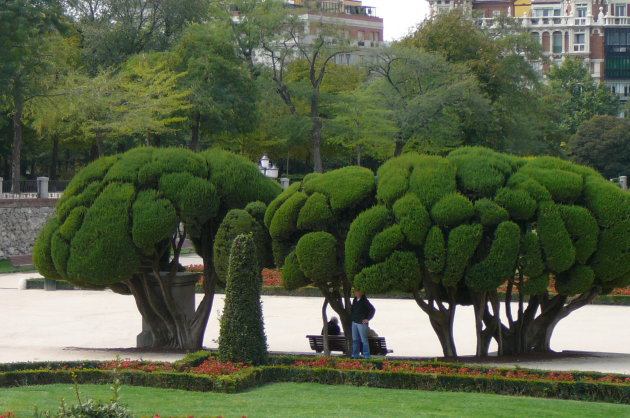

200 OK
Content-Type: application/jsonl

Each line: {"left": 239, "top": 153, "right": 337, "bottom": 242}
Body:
{"left": 2, "top": 360, "right": 630, "bottom": 404}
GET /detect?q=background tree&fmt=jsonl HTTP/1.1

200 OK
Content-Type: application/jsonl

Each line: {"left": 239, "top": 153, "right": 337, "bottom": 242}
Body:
{"left": 326, "top": 86, "right": 397, "bottom": 166}
{"left": 33, "top": 147, "right": 280, "bottom": 350}
{"left": 403, "top": 10, "right": 558, "bottom": 155}
{"left": 368, "top": 46, "right": 490, "bottom": 156}
{"left": 64, "top": 0, "right": 211, "bottom": 70}
{"left": 218, "top": 233, "right": 268, "bottom": 365}
{"left": 171, "top": 23, "right": 258, "bottom": 151}
{"left": 568, "top": 115, "right": 630, "bottom": 179}
{"left": 547, "top": 58, "right": 620, "bottom": 136}
{"left": 262, "top": 12, "right": 356, "bottom": 172}
{"left": 0, "top": 0, "right": 67, "bottom": 192}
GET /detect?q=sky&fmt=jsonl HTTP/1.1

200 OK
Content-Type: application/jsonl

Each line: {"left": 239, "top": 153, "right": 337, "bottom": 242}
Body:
{"left": 366, "top": 0, "right": 430, "bottom": 41}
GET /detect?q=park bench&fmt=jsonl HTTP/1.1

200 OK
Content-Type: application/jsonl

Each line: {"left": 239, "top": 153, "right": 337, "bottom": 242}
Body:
{"left": 306, "top": 335, "right": 393, "bottom": 356}
{"left": 8, "top": 254, "right": 34, "bottom": 268}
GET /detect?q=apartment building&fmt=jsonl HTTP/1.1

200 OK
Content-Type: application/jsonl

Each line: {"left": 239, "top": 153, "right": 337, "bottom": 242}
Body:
{"left": 287, "top": 0, "right": 385, "bottom": 64}
{"left": 427, "top": 0, "right": 630, "bottom": 100}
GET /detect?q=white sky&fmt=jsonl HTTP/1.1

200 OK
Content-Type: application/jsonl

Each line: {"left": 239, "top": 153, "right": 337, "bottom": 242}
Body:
{"left": 366, "top": 0, "right": 430, "bottom": 41}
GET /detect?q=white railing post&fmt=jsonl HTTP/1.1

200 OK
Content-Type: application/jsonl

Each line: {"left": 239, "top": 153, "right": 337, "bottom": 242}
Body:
{"left": 37, "top": 177, "right": 49, "bottom": 199}
{"left": 0, "top": 177, "right": 3, "bottom": 199}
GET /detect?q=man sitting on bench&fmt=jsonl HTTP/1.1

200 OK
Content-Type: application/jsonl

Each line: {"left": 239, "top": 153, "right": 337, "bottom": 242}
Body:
{"left": 322, "top": 316, "right": 341, "bottom": 336}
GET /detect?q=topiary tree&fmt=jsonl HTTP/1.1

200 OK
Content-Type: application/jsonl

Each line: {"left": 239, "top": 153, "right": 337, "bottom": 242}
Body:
{"left": 348, "top": 147, "right": 630, "bottom": 356}
{"left": 33, "top": 147, "right": 281, "bottom": 350}
{"left": 265, "top": 166, "right": 377, "bottom": 348}
{"left": 218, "top": 234, "right": 268, "bottom": 365}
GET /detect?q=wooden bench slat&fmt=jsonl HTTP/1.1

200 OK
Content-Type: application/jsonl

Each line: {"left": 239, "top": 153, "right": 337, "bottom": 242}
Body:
{"left": 8, "top": 254, "right": 34, "bottom": 268}
{"left": 306, "top": 335, "right": 393, "bottom": 356}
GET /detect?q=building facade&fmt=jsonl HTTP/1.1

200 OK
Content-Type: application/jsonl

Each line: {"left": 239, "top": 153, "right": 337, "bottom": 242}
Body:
{"left": 426, "top": 0, "right": 630, "bottom": 100}
{"left": 287, "top": 0, "right": 385, "bottom": 64}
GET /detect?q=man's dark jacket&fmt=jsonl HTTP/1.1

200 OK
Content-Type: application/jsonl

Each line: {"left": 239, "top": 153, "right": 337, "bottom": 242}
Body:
{"left": 351, "top": 296, "right": 375, "bottom": 324}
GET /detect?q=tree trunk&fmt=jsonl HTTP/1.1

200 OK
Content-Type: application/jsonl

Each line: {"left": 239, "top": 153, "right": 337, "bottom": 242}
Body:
{"left": 190, "top": 112, "right": 201, "bottom": 151}
{"left": 356, "top": 146, "right": 362, "bottom": 167}
{"left": 394, "top": 138, "right": 405, "bottom": 157}
{"left": 412, "top": 277, "right": 458, "bottom": 357}
{"left": 11, "top": 86, "right": 24, "bottom": 193}
{"left": 50, "top": 135, "right": 59, "bottom": 181}
{"left": 311, "top": 92, "right": 323, "bottom": 173}
{"left": 322, "top": 299, "right": 330, "bottom": 356}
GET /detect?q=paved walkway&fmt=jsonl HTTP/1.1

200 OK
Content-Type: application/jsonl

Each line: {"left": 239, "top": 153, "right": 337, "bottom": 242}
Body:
{"left": 1, "top": 269, "right": 630, "bottom": 374}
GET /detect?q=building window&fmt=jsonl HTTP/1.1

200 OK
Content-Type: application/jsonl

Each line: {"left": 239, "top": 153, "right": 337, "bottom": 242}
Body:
{"left": 553, "top": 32, "right": 563, "bottom": 53}
{"left": 492, "top": 9, "right": 501, "bottom": 17}
{"left": 577, "top": 6, "right": 587, "bottom": 17}
{"left": 531, "top": 32, "right": 540, "bottom": 44}
{"left": 616, "top": 4, "right": 626, "bottom": 16}
{"left": 357, "top": 31, "right": 365, "bottom": 41}
{"left": 574, "top": 33, "right": 586, "bottom": 51}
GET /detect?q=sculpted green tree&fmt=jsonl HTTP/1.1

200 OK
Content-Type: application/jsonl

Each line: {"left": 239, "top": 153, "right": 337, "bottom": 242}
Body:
{"left": 264, "top": 167, "right": 376, "bottom": 342}
{"left": 33, "top": 147, "right": 280, "bottom": 350}
{"left": 218, "top": 234, "right": 268, "bottom": 365}
{"left": 348, "top": 147, "right": 630, "bottom": 356}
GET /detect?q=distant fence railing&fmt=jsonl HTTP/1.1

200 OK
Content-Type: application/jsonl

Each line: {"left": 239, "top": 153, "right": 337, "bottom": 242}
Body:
{"left": 0, "top": 177, "right": 68, "bottom": 199}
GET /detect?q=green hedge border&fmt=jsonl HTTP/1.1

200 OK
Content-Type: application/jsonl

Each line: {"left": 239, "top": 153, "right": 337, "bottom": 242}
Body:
{"left": 2, "top": 358, "right": 630, "bottom": 404}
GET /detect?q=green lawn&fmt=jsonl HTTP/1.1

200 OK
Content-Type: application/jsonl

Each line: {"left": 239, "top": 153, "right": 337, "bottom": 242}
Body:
{"left": 0, "top": 259, "right": 35, "bottom": 274}
{"left": 1, "top": 383, "right": 630, "bottom": 417}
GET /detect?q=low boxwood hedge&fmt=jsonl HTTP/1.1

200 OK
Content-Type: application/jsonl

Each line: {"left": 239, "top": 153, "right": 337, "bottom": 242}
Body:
{"left": 2, "top": 357, "right": 630, "bottom": 404}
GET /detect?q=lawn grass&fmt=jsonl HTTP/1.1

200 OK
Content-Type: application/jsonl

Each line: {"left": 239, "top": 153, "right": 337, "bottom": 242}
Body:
{"left": 0, "top": 259, "right": 35, "bottom": 274}
{"left": 1, "top": 382, "right": 630, "bottom": 417}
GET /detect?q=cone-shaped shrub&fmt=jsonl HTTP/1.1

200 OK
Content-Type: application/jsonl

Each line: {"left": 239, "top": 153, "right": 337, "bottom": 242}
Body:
{"left": 218, "top": 234, "right": 268, "bottom": 365}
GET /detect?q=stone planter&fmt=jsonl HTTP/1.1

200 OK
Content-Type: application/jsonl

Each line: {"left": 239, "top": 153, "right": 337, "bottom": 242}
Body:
{"left": 136, "top": 271, "right": 200, "bottom": 348}
{"left": 43, "top": 278, "right": 57, "bottom": 291}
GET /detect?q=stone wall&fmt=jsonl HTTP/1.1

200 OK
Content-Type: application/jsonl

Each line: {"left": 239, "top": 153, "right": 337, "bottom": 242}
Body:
{"left": 0, "top": 199, "right": 57, "bottom": 259}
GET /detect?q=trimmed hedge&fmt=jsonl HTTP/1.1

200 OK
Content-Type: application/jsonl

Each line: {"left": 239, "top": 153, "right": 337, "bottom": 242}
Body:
{"left": 369, "top": 225, "right": 404, "bottom": 262}
{"left": 297, "top": 192, "right": 334, "bottom": 231}
{"left": 296, "top": 232, "right": 338, "bottom": 284}
{"left": 302, "top": 166, "right": 375, "bottom": 213}
{"left": 4, "top": 360, "right": 630, "bottom": 404}
{"left": 430, "top": 193, "right": 474, "bottom": 227}
{"left": 345, "top": 206, "right": 392, "bottom": 280}
{"left": 465, "top": 221, "right": 520, "bottom": 292}
{"left": 538, "top": 202, "right": 576, "bottom": 274}
{"left": 392, "top": 194, "right": 430, "bottom": 246}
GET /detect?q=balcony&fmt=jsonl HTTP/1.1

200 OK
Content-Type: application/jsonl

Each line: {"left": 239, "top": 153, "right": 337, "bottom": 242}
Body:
{"left": 478, "top": 14, "right": 630, "bottom": 28}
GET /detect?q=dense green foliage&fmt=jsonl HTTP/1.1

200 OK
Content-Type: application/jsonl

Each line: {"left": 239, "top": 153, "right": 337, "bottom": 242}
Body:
{"left": 218, "top": 234, "right": 268, "bottom": 365}
{"left": 35, "top": 147, "right": 280, "bottom": 287}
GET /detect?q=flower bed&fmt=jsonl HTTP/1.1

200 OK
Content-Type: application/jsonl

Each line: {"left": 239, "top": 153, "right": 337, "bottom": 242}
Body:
{"left": 3, "top": 355, "right": 630, "bottom": 403}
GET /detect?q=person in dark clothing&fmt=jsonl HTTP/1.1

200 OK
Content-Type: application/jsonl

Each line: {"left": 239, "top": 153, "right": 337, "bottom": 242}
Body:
{"left": 321, "top": 316, "right": 341, "bottom": 336}
{"left": 350, "top": 289, "right": 375, "bottom": 359}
